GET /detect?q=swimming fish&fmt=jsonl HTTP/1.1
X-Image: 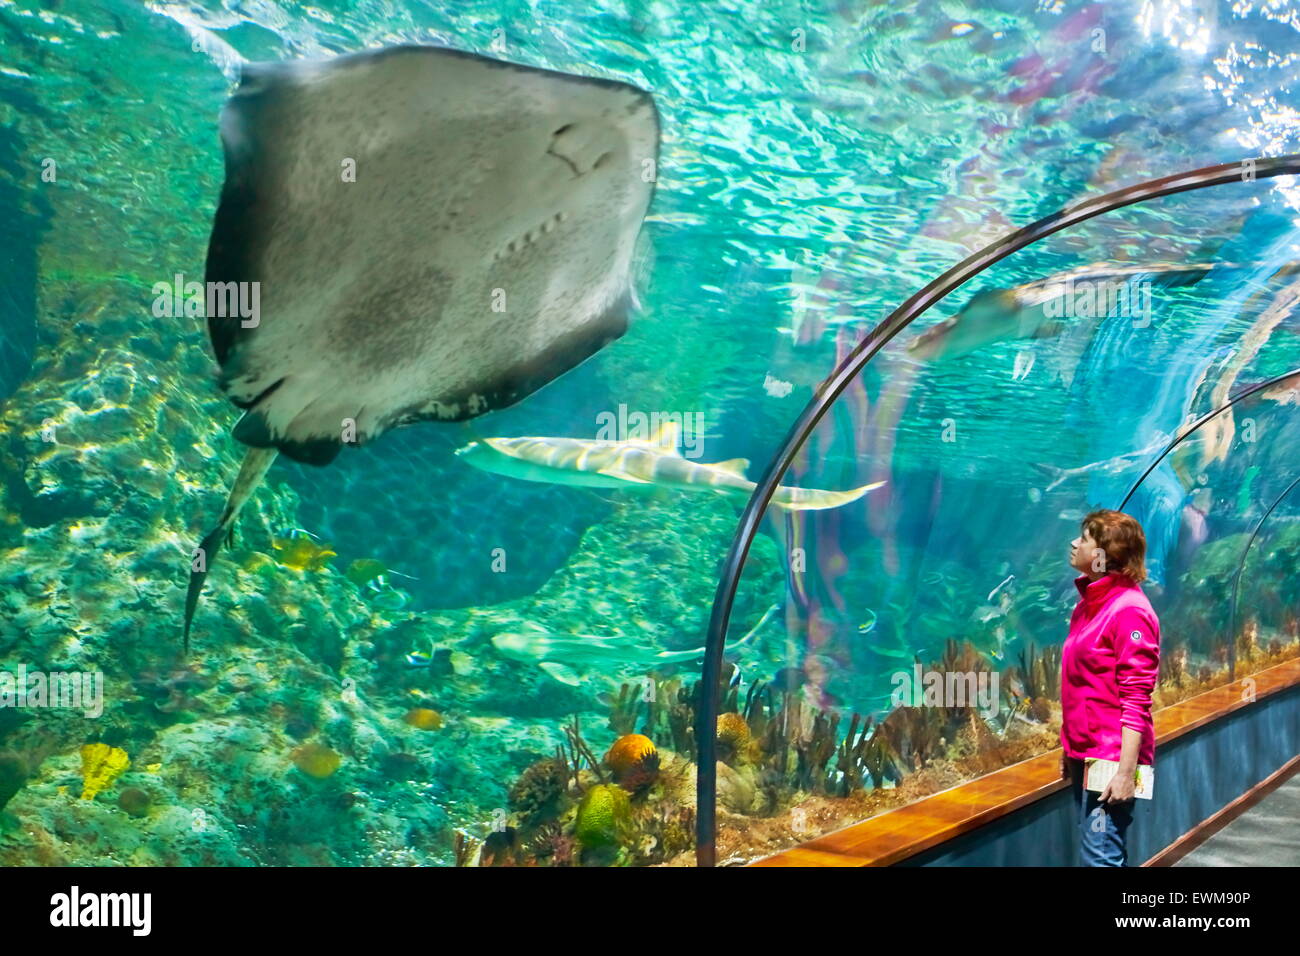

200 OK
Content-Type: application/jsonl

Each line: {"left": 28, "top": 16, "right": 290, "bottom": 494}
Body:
{"left": 345, "top": 558, "right": 419, "bottom": 589}
{"left": 270, "top": 535, "right": 338, "bottom": 571}
{"left": 182, "top": 45, "right": 660, "bottom": 651}
{"left": 365, "top": 583, "right": 411, "bottom": 612}
{"left": 456, "top": 420, "right": 884, "bottom": 510}
{"left": 857, "top": 609, "right": 877, "bottom": 634}
{"left": 344, "top": 558, "right": 388, "bottom": 587}
{"left": 905, "top": 262, "right": 1223, "bottom": 363}
{"left": 406, "top": 648, "right": 435, "bottom": 668}
{"left": 491, "top": 604, "right": 779, "bottom": 685}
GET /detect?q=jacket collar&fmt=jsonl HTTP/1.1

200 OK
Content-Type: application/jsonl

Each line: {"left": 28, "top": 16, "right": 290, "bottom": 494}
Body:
{"left": 1075, "top": 571, "right": 1134, "bottom": 606}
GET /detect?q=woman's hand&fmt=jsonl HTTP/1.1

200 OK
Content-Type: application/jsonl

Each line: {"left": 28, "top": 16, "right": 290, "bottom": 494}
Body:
{"left": 1100, "top": 767, "right": 1136, "bottom": 804}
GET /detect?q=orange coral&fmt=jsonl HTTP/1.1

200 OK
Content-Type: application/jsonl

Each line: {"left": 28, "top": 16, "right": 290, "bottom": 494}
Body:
{"left": 604, "top": 733, "right": 659, "bottom": 791}
{"left": 715, "top": 712, "right": 752, "bottom": 763}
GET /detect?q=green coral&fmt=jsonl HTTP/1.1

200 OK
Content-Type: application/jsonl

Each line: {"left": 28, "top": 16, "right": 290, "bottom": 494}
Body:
{"left": 574, "top": 783, "right": 632, "bottom": 850}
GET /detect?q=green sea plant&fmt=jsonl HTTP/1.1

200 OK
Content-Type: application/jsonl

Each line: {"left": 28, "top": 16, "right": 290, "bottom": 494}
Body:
{"left": 831, "top": 713, "right": 901, "bottom": 796}
{"left": 793, "top": 708, "right": 839, "bottom": 793}
{"left": 619, "top": 675, "right": 694, "bottom": 755}
{"left": 877, "top": 704, "right": 948, "bottom": 773}
{"left": 604, "top": 682, "right": 642, "bottom": 736}
{"left": 1172, "top": 533, "right": 1248, "bottom": 650}
{"left": 452, "top": 830, "right": 477, "bottom": 867}
{"left": 1015, "top": 640, "right": 1061, "bottom": 701}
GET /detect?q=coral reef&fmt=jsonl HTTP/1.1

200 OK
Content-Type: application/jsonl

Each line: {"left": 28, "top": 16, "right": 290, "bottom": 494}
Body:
{"left": 604, "top": 734, "right": 659, "bottom": 791}
{"left": 575, "top": 784, "right": 632, "bottom": 851}
{"left": 0, "top": 313, "right": 779, "bottom": 867}
{"left": 80, "top": 743, "right": 130, "bottom": 800}
{"left": 476, "top": 615, "right": 1300, "bottom": 867}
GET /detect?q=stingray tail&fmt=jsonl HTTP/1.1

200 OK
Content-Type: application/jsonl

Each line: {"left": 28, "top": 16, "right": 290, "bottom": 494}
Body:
{"left": 183, "top": 447, "right": 278, "bottom": 654}
{"left": 770, "top": 480, "right": 886, "bottom": 511}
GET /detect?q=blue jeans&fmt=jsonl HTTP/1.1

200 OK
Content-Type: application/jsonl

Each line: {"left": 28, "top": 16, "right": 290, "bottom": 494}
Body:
{"left": 1067, "top": 757, "right": 1136, "bottom": 867}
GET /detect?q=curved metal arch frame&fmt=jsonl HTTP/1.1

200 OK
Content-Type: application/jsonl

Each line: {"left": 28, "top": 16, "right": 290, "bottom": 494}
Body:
{"left": 696, "top": 154, "right": 1300, "bottom": 866}
{"left": 1228, "top": 473, "right": 1300, "bottom": 681}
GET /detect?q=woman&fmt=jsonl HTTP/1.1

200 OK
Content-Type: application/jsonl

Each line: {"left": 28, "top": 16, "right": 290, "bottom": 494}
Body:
{"left": 1059, "top": 509, "right": 1161, "bottom": 867}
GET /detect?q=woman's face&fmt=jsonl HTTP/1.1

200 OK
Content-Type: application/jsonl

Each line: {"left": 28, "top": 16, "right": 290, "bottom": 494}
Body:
{"left": 1070, "top": 527, "right": 1106, "bottom": 577}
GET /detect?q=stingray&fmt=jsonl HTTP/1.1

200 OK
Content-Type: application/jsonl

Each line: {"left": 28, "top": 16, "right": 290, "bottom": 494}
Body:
{"left": 183, "top": 45, "right": 660, "bottom": 651}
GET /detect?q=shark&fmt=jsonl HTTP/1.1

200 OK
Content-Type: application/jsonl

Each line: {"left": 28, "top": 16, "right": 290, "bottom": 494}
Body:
{"left": 491, "top": 604, "right": 780, "bottom": 685}
{"left": 183, "top": 45, "right": 660, "bottom": 650}
{"left": 454, "top": 420, "right": 885, "bottom": 509}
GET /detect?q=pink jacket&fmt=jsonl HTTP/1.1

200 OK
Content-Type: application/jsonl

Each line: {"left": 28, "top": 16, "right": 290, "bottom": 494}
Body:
{"left": 1060, "top": 572, "right": 1161, "bottom": 765}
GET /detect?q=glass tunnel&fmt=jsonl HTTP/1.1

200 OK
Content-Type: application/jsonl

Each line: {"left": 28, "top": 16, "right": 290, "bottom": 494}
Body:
{"left": 701, "top": 164, "right": 1300, "bottom": 864}
{"left": 0, "top": 0, "right": 1298, "bottom": 875}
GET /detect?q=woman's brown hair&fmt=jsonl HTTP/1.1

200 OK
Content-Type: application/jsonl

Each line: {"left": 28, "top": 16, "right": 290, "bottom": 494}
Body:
{"left": 1081, "top": 509, "right": 1148, "bottom": 584}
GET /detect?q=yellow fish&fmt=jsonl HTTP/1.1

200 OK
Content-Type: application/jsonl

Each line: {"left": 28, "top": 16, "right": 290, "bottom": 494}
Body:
{"left": 291, "top": 743, "right": 341, "bottom": 779}
{"left": 272, "top": 536, "right": 337, "bottom": 572}
{"left": 403, "top": 708, "right": 443, "bottom": 731}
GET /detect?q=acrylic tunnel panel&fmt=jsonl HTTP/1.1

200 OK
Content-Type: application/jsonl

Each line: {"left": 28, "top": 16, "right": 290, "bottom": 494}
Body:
{"left": 1229, "top": 476, "right": 1300, "bottom": 672}
{"left": 716, "top": 182, "right": 1300, "bottom": 862}
{"left": 1127, "top": 373, "right": 1300, "bottom": 689}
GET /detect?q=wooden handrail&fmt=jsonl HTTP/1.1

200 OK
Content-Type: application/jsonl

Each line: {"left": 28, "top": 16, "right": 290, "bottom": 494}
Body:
{"left": 750, "top": 656, "right": 1300, "bottom": 867}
